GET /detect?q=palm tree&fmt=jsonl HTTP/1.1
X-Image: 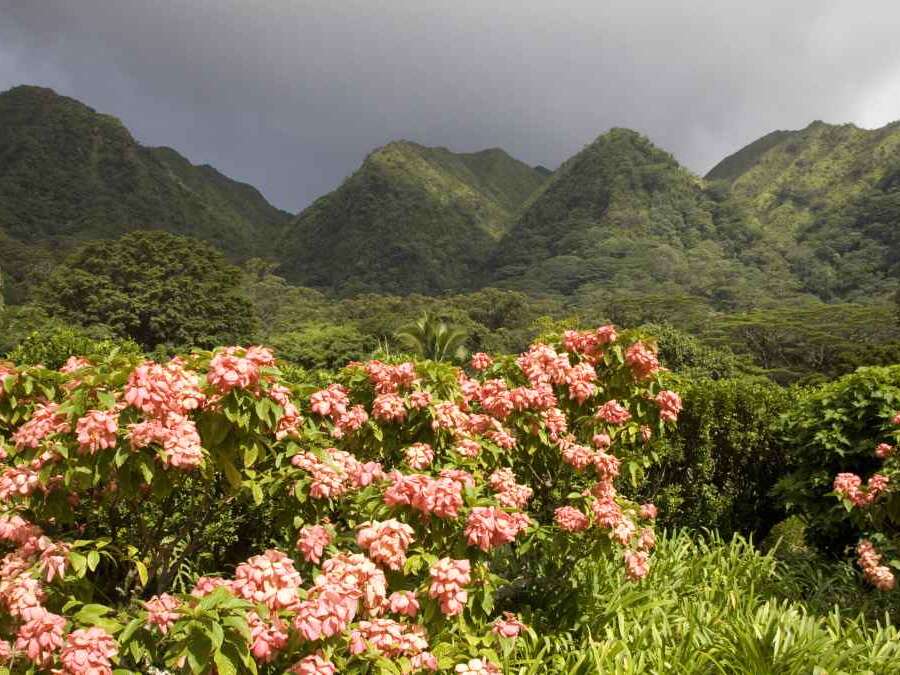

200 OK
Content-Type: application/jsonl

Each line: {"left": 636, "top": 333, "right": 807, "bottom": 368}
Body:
{"left": 394, "top": 313, "right": 469, "bottom": 362}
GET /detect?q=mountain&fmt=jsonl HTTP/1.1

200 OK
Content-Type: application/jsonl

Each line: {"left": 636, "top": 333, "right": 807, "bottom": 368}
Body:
{"left": 707, "top": 121, "right": 900, "bottom": 299}
{"left": 0, "top": 85, "right": 290, "bottom": 258}
{"left": 490, "top": 128, "right": 796, "bottom": 307}
{"left": 277, "top": 140, "right": 548, "bottom": 294}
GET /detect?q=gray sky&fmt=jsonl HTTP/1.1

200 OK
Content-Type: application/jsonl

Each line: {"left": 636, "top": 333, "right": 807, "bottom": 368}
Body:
{"left": 2, "top": 0, "right": 898, "bottom": 212}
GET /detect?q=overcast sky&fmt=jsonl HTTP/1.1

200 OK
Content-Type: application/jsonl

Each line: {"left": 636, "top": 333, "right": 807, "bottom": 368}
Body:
{"left": 1, "top": 1, "right": 898, "bottom": 211}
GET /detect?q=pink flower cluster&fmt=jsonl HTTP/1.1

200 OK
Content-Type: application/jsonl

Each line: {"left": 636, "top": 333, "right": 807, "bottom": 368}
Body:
{"left": 357, "top": 519, "right": 415, "bottom": 571}
{"left": 492, "top": 611, "right": 526, "bottom": 638}
{"left": 833, "top": 472, "right": 889, "bottom": 507}
{"left": 310, "top": 384, "right": 369, "bottom": 438}
{"left": 11, "top": 402, "right": 70, "bottom": 450}
{"left": 124, "top": 359, "right": 204, "bottom": 418}
{"left": 128, "top": 412, "right": 204, "bottom": 470}
{"left": 231, "top": 549, "right": 303, "bottom": 610}
{"left": 290, "top": 652, "right": 338, "bottom": 674}
{"left": 363, "top": 360, "right": 418, "bottom": 394}
{"left": 625, "top": 341, "right": 661, "bottom": 380}
{"left": 455, "top": 658, "right": 502, "bottom": 675}
{"left": 349, "top": 618, "right": 429, "bottom": 658}
{"left": 292, "top": 448, "right": 383, "bottom": 499}
{"left": 470, "top": 352, "right": 493, "bottom": 371}
{"left": 563, "top": 325, "right": 617, "bottom": 360}
{"left": 875, "top": 442, "right": 894, "bottom": 459}
{"left": 464, "top": 507, "right": 530, "bottom": 552}
{"left": 75, "top": 409, "right": 120, "bottom": 454}
{"left": 596, "top": 399, "right": 631, "bottom": 425}
{"left": 58, "top": 626, "right": 118, "bottom": 674}
{"left": 144, "top": 593, "right": 181, "bottom": 634}
{"left": 269, "top": 383, "right": 303, "bottom": 440}
{"left": 248, "top": 611, "right": 289, "bottom": 663}
{"left": 856, "top": 540, "right": 896, "bottom": 591}
{"left": 554, "top": 505, "right": 590, "bottom": 532}
{"left": 655, "top": 389, "right": 682, "bottom": 423}
{"left": 384, "top": 471, "right": 464, "bottom": 519}
{"left": 624, "top": 550, "right": 650, "bottom": 581}
{"left": 428, "top": 558, "right": 470, "bottom": 616}
{"left": 297, "top": 524, "right": 332, "bottom": 564}
{"left": 404, "top": 443, "right": 434, "bottom": 470}
{"left": 207, "top": 345, "right": 274, "bottom": 393}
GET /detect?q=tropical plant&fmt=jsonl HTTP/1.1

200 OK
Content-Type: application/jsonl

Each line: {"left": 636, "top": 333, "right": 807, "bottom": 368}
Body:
{"left": 394, "top": 313, "right": 470, "bottom": 362}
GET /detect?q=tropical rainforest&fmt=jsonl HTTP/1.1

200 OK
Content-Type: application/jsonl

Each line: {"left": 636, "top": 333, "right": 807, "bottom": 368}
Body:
{"left": 0, "top": 84, "right": 898, "bottom": 674}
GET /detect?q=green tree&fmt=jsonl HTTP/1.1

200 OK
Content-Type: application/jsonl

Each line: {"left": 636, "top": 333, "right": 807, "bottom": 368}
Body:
{"left": 394, "top": 313, "right": 469, "bottom": 362}
{"left": 35, "top": 231, "right": 257, "bottom": 350}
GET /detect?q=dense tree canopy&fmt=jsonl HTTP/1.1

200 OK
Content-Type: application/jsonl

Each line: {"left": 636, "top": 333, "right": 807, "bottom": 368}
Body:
{"left": 35, "top": 231, "right": 257, "bottom": 349}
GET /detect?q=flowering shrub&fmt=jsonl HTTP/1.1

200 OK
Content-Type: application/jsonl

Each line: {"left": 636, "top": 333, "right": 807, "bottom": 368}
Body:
{"left": 0, "top": 325, "right": 679, "bottom": 672}
{"left": 776, "top": 366, "right": 900, "bottom": 590}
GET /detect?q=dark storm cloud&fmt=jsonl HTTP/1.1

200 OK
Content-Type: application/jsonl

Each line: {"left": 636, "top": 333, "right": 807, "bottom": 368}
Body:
{"left": 1, "top": 0, "right": 898, "bottom": 211}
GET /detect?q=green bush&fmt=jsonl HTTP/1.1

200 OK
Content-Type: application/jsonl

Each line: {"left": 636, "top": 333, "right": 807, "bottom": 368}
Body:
{"left": 5, "top": 324, "right": 142, "bottom": 369}
{"left": 640, "top": 376, "right": 794, "bottom": 538}
{"left": 774, "top": 365, "right": 900, "bottom": 554}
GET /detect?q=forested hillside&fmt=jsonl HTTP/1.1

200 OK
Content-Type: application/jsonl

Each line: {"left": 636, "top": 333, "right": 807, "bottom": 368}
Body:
{"left": 0, "top": 86, "right": 290, "bottom": 256}
{"left": 277, "top": 141, "right": 548, "bottom": 294}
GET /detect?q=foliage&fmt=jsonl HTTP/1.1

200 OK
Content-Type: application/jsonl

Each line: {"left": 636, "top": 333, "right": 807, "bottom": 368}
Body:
{"left": 0, "top": 325, "right": 678, "bottom": 673}
{"left": 34, "top": 231, "right": 257, "bottom": 350}
{"left": 269, "top": 323, "right": 376, "bottom": 371}
{"left": 507, "top": 531, "right": 900, "bottom": 674}
{"left": 394, "top": 314, "right": 469, "bottom": 363}
{"left": 775, "top": 366, "right": 900, "bottom": 559}
{"left": 640, "top": 376, "right": 793, "bottom": 538}
{"left": 6, "top": 326, "right": 142, "bottom": 370}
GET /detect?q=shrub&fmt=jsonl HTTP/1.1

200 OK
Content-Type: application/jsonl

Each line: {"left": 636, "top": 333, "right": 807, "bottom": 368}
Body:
{"left": 640, "top": 376, "right": 793, "bottom": 538}
{"left": 775, "top": 365, "right": 900, "bottom": 557}
{"left": 0, "top": 325, "right": 679, "bottom": 673}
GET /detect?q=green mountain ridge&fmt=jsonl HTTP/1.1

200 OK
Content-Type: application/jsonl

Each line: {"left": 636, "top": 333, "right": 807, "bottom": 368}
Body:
{"left": 276, "top": 139, "right": 548, "bottom": 294}
{"left": 0, "top": 85, "right": 290, "bottom": 257}
{"left": 489, "top": 128, "right": 798, "bottom": 307}
{"left": 707, "top": 120, "right": 900, "bottom": 299}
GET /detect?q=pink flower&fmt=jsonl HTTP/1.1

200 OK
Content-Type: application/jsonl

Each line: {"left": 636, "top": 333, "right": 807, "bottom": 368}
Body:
{"left": 596, "top": 399, "right": 631, "bottom": 425}
{"left": 191, "top": 576, "right": 230, "bottom": 597}
{"left": 429, "top": 558, "right": 471, "bottom": 616}
{"left": 144, "top": 593, "right": 181, "bottom": 634}
{"left": 560, "top": 440, "right": 595, "bottom": 470}
{"left": 15, "top": 611, "right": 66, "bottom": 667}
{"left": 554, "top": 506, "right": 589, "bottom": 532}
{"left": 624, "top": 550, "right": 650, "bottom": 581}
{"left": 453, "top": 438, "right": 481, "bottom": 458}
{"left": 412, "top": 651, "right": 439, "bottom": 671}
{"left": 592, "top": 433, "right": 611, "bottom": 449}
{"left": 592, "top": 497, "right": 623, "bottom": 529}
{"left": 297, "top": 524, "right": 332, "bottom": 565}
{"left": 290, "top": 652, "right": 337, "bottom": 675}
{"left": 58, "top": 626, "right": 117, "bottom": 674}
{"left": 492, "top": 611, "right": 526, "bottom": 638}
{"left": 372, "top": 393, "right": 407, "bottom": 423}
{"left": 464, "top": 507, "right": 529, "bottom": 551}
{"left": 38, "top": 538, "right": 70, "bottom": 583}
{"left": 541, "top": 407, "right": 568, "bottom": 442}
{"left": 638, "top": 527, "right": 656, "bottom": 551}
{"left": 75, "top": 409, "right": 119, "bottom": 454}
{"left": 207, "top": 347, "right": 266, "bottom": 393}
{"left": 640, "top": 503, "right": 658, "bottom": 520}
{"left": 357, "top": 519, "right": 416, "bottom": 571}
{"left": 470, "top": 352, "right": 493, "bottom": 370}
{"left": 124, "top": 360, "right": 204, "bottom": 417}
{"left": 655, "top": 390, "right": 682, "bottom": 423}
{"left": 455, "top": 658, "right": 502, "bottom": 675}
{"left": 875, "top": 442, "right": 894, "bottom": 459}
{"left": 856, "top": 539, "right": 896, "bottom": 591}
{"left": 247, "top": 611, "right": 288, "bottom": 663}
{"left": 232, "top": 549, "right": 302, "bottom": 610}
{"left": 593, "top": 451, "right": 621, "bottom": 480}
{"left": 310, "top": 384, "right": 350, "bottom": 419}
{"left": 625, "top": 342, "right": 660, "bottom": 380}
{"left": 12, "top": 403, "right": 70, "bottom": 450}
{"left": 566, "top": 362, "right": 597, "bottom": 404}
{"left": 404, "top": 443, "right": 434, "bottom": 470}
{"left": 409, "top": 390, "right": 433, "bottom": 409}
{"left": 388, "top": 590, "right": 420, "bottom": 617}
{"left": 0, "top": 466, "right": 42, "bottom": 501}
{"left": 60, "top": 356, "right": 91, "bottom": 374}
{"left": 349, "top": 618, "right": 428, "bottom": 657}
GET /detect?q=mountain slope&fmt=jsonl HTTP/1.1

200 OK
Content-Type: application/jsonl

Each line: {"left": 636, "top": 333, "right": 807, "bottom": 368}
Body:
{"left": 0, "top": 85, "right": 290, "bottom": 257}
{"left": 708, "top": 121, "right": 900, "bottom": 299}
{"left": 490, "top": 128, "right": 796, "bottom": 306}
{"left": 277, "top": 140, "right": 547, "bottom": 294}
